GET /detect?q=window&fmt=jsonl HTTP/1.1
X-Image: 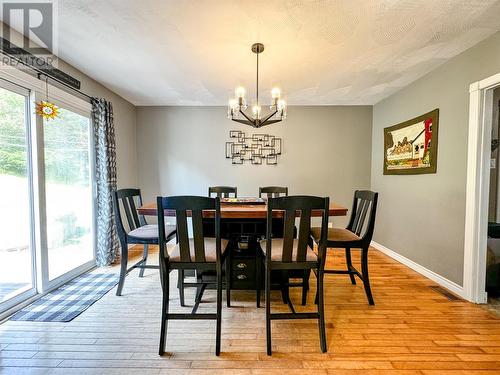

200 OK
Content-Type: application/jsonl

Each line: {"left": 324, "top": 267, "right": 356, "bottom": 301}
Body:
{"left": 44, "top": 107, "right": 94, "bottom": 280}
{"left": 0, "top": 82, "right": 36, "bottom": 310}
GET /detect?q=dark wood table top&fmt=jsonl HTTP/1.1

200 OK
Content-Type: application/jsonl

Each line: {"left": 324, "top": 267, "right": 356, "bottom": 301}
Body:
{"left": 138, "top": 202, "right": 348, "bottom": 219}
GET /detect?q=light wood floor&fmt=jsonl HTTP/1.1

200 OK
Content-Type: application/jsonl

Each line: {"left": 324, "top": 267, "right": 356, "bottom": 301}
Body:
{"left": 1, "top": 246, "right": 500, "bottom": 374}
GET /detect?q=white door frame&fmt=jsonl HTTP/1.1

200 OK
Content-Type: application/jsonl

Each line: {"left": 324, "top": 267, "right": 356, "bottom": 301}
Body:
{"left": 464, "top": 72, "right": 500, "bottom": 303}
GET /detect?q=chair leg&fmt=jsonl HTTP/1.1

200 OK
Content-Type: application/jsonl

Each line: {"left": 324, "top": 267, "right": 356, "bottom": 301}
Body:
{"left": 192, "top": 283, "right": 207, "bottom": 315}
{"left": 265, "top": 264, "right": 272, "bottom": 356}
{"left": 345, "top": 247, "right": 356, "bottom": 285}
{"left": 116, "top": 241, "right": 128, "bottom": 296}
{"left": 314, "top": 269, "right": 319, "bottom": 305}
{"left": 302, "top": 269, "right": 310, "bottom": 306}
{"left": 216, "top": 266, "right": 222, "bottom": 356}
{"left": 158, "top": 265, "right": 170, "bottom": 356}
{"left": 280, "top": 270, "right": 290, "bottom": 304}
{"left": 139, "top": 244, "right": 148, "bottom": 278}
{"left": 225, "top": 254, "right": 231, "bottom": 307}
{"left": 256, "top": 256, "right": 261, "bottom": 308}
{"left": 177, "top": 269, "right": 185, "bottom": 307}
{"left": 361, "top": 247, "right": 375, "bottom": 305}
{"left": 195, "top": 273, "right": 203, "bottom": 303}
{"left": 317, "top": 268, "right": 327, "bottom": 353}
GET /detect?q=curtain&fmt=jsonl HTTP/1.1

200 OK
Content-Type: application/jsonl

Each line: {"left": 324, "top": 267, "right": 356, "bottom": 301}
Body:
{"left": 92, "top": 98, "right": 119, "bottom": 266}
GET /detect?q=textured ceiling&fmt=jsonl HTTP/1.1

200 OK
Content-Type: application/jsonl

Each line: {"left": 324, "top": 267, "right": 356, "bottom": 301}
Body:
{"left": 18, "top": 1, "right": 500, "bottom": 105}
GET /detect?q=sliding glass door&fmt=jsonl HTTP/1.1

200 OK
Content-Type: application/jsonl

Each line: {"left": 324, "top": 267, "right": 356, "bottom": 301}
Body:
{"left": 44, "top": 107, "right": 95, "bottom": 281}
{"left": 0, "top": 75, "right": 96, "bottom": 316}
{"left": 0, "top": 82, "right": 36, "bottom": 310}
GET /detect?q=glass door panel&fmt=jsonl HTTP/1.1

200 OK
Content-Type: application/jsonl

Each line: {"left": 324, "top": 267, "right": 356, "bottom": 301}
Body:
{"left": 0, "top": 84, "right": 34, "bottom": 304}
{"left": 44, "top": 107, "right": 94, "bottom": 280}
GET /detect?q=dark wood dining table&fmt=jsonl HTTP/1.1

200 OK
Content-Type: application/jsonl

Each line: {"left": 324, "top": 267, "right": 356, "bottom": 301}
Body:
{"left": 137, "top": 199, "right": 348, "bottom": 300}
{"left": 137, "top": 201, "right": 348, "bottom": 218}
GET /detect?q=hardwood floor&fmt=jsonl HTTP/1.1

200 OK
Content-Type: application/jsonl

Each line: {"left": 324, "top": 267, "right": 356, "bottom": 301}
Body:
{"left": 1, "top": 246, "right": 500, "bottom": 374}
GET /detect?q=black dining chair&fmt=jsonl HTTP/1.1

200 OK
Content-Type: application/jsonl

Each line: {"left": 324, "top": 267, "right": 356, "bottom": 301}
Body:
{"left": 259, "top": 186, "right": 288, "bottom": 199}
{"left": 260, "top": 195, "right": 330, "bottom": 355}
{"left": 208, "top": 186, "right": 237, "bottom": 198}
{"left": 113, "top": 188, "right": 177, "bottom": 296}
{"left": 311, "top": 190, "right": 378, "bottom": 305}
{"left": 208, "top": 186, "right": 235, "bottom": 307}
{"left": 157, "top": 195, "right": 229, "bottom": 356}
{"left": 258, "top": 186, "right": 308, "bottom": 306}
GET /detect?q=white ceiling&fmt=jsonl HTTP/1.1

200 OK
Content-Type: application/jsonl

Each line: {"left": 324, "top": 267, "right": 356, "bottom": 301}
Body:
{"left": 24, "top": 1, "right": 500, "bottom": 105}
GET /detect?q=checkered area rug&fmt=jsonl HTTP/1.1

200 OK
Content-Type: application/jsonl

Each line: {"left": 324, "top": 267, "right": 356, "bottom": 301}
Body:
{"left": 10, "top": 273, "right": 118, "bottom": 322}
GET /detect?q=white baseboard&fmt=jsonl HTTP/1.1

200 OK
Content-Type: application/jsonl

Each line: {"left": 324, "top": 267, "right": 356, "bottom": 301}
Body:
{"left": 371, "top": 241, "right": 465, "bottom": 299}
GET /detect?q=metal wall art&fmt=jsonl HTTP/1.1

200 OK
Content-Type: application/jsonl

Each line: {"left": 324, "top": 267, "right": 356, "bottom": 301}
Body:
{"left": 225, "top": 130, "right": 282, "bottom": 165}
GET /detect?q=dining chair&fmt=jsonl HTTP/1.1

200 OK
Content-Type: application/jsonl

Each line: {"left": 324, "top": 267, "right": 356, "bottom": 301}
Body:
{"left": 259, "top": 186, "right": 288, "bottom": 198}
{"left": 157, "top": 195, "right": 229, "bottom": 356}
{"left": 208, "top": 186, "right": 237, "bottom": 198}
{"left": 113, "top": 188, "right": 177, "bottom": 296}
{"left": 258, "top": 186, "right": 309, "bottom": 306}
{"left": 311, "top": 190, "right": 378, "bottom": 305}
{"left": 208, "top": 186, "right": 235, "bottom": 306}
{"left": 260, "top": 195, "right": 329, "bottom": 355}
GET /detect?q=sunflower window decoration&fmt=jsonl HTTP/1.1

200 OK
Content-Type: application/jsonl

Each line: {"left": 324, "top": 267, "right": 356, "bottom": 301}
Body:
{"left": 35, "top": 77, "right": 60, "bottom": 121}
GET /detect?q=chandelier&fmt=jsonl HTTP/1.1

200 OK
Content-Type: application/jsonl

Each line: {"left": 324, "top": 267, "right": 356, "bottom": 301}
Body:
{"left": 227, "top": 43, "right": 287, "bottom": 128}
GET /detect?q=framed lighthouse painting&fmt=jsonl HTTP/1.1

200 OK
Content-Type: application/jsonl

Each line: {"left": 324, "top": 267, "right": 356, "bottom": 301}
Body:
{"left": 383, "top": 109, "right": 439, "bottom": 175}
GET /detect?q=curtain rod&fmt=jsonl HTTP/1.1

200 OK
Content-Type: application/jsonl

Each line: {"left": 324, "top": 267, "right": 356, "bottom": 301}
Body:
{"left": 0, "top": 37, "right": 94, "bottom": 102}
{"left": 36, "top": 72, "right": 93, "bottom": 102}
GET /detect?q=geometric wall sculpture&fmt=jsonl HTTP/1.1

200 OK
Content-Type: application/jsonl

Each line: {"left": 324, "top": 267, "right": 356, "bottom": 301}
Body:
{"left": 225, "top": 130, "right": 282, "bottom": 165}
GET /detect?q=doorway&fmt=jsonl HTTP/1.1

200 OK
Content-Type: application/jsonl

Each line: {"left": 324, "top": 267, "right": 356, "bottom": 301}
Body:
{"left": 486, "top": 87, "right": 500, "bottom": 314}
{"left": 465, "top": 72, "right": 500, "bottom": 304}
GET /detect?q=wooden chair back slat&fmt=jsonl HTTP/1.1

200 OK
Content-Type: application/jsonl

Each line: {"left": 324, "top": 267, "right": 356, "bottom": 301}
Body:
{"left": 355, "top": 200, "right": 370, "bottom": 235}
{"left": 192, "top": 209, "right": 206, "bottom": 262}
{"left": 122, "top": 198, "right": 136, "bottom": 231}
{"left": 282, "top": 209, "right": 296, "bottom": 262}
{"left": 296, "top": 208, "right": 312, "bottom": 262}
{"left": 127, "top": 196, "right": 142, "bottom": 229}
{"left": 209, "top": 186, "right": 237, "bottom": 198}
{"left": 351, "top": 198, "right": 362, "bottom": 235}
{"left": 175, "top": 210, "right": 191, "bottom": 262}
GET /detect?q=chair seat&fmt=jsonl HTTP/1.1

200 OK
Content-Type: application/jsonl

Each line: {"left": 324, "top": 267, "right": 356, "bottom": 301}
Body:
{"left": 167, "top": 238, "right": 229, "bottom": 262}
{"left": 128, "top": 224, "right": 176, "bottom": 240}
{"left": 260, "top": 239, "right": 317, "bottom": 262}
{"left": 311, "top": 227, "right": 361, "bottom": 243}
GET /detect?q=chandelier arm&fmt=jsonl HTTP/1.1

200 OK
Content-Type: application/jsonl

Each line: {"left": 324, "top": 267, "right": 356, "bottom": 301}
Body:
{"left": 259, "top": 119, "right": 283, "bottom": 128}
{"left": 239, "top": 108, "right": 255, "bottom": 123}
{"left": 259, "top": 108, "right": 278, "bottom": 124}
{"left": 232, "top": 118, "right": 254, "bottom": 126}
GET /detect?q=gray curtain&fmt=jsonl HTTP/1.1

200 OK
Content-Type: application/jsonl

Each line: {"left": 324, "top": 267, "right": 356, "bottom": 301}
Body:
{"left": 92, "top": 98, "right": 119, "bottom": 266}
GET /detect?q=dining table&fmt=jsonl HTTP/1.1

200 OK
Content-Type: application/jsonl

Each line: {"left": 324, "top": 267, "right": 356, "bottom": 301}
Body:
{"left": 137, "top": 198, "right": 348, "bottom": 297}
{"left": 137, "top": 201, "right": 348, "bottom": 218}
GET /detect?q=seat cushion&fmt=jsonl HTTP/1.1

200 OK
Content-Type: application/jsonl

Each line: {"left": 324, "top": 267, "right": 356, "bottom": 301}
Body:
{"left": 128, "top": 224, "right": 176, "bottom": 240}
{"left": 259, "top": 239, "right": 317, "bottom": 262}
{"left": 311, "top": 227, "right": 361, "bottom": 243}
{"left": 167, "top": 238, "right": 229, "bottom": 262}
